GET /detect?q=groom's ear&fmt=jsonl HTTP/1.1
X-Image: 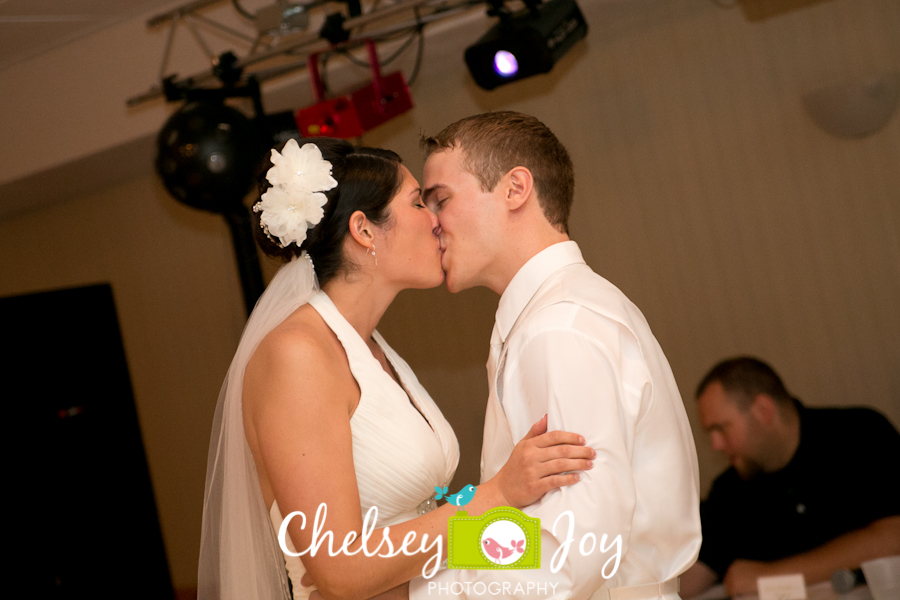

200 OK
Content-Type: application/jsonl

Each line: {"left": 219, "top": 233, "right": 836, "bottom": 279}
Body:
{"left": 503, "top": 166, "right": 534, "bottom": 211}
{"left": 348, "top": 210, "right": 376, "bottom": 247}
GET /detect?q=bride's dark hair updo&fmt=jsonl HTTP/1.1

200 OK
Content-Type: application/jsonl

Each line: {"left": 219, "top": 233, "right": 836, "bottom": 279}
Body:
{"left": 253, "top": 137, "right": 403, "bottom": 287}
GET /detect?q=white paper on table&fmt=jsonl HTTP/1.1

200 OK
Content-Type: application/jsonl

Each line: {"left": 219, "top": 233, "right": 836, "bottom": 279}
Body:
{"left": 757, "top": 574, "right": 807, "bottom": 600}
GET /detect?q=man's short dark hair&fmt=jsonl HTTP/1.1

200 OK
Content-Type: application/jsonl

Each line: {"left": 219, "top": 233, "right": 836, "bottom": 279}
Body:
{"left": 696, "top": 357, "right": 794, "bottom": 411}
{"left": 420, "top": 111, "right": 574, "bottom": 233}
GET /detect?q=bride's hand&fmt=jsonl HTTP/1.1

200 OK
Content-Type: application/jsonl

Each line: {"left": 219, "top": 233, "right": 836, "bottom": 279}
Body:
{"left": 492, "top": 414, "right": 595, "bottom": 509}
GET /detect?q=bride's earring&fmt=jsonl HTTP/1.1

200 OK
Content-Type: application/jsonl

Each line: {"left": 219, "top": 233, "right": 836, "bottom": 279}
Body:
{"left": 371, "top": 244, "right": 377, "bottom": 267}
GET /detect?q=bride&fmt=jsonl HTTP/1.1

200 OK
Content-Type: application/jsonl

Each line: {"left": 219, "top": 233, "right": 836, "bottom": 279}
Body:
{"left": 197, "top": 138, "right": 593, "bottom": 600}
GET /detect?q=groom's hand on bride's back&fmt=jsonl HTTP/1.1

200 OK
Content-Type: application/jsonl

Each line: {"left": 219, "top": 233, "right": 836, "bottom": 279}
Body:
{"left": 494, "top": 414, "right": 596, "bottom": 509}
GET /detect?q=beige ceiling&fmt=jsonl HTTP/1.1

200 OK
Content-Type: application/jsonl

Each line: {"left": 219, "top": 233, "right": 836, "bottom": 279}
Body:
{"left": 0, "top": 0, "right": 178, "bottom": 71}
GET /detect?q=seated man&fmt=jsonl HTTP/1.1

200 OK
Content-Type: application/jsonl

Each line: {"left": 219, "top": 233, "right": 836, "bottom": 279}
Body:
{"left": 680, "top": 357, "right": 900, "bottom": 598}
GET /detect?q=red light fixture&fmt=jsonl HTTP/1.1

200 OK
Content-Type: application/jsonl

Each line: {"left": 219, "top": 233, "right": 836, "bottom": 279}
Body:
{"left": 296, "top": 40, "right": 414, "bottom": 139}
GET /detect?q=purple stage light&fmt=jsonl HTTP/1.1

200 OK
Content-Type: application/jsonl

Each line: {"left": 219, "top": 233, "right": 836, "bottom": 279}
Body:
{"left": 493, "top": 51, "right": 519, "bottom": 77}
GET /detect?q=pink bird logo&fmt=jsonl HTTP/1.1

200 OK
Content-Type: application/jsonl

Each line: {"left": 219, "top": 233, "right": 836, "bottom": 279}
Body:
{"left": 482, "top": 538, "right": 525, "bottom": 562}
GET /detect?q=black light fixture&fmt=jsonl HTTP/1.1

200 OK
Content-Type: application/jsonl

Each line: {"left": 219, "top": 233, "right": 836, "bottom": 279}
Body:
{"left": 156, "top": 99, "right": 265, "bottom": 213}
{"left": 465, "top": 0, "right": 588, "bottom": 91}
{"left": 154, "top": 54, "right": 299, "bottom": 314}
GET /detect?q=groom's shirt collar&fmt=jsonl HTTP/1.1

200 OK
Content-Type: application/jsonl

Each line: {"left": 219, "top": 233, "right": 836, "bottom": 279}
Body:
{"left": 495, "top": 240, "right": 586, "bottom": 343}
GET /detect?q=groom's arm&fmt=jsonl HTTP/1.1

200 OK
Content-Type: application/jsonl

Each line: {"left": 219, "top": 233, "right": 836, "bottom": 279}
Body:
{"left": 400, "top": 304, "right": 645, "bottom": 600}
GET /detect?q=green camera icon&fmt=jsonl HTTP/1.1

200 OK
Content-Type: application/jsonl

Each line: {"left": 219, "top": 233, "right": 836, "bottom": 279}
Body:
{"left": 447, "top": 507, "right": 541, "bottom": 570}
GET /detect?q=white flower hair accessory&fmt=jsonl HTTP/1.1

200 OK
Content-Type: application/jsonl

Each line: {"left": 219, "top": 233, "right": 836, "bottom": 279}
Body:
{"left": 252, "top": 139, "right": 338, "bottom": 248}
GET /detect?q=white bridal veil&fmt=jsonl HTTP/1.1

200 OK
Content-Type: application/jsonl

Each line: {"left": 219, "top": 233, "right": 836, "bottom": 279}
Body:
{"left": 197, "top": 254, "right": 317, "bottom": 600}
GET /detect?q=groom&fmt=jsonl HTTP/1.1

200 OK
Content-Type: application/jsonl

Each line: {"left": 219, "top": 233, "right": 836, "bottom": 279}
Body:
{"left": 397, "top": 112, "right": 701, "bottom": 599}
{"left": 415, "top": 112, "right": 701, "bottom": 600}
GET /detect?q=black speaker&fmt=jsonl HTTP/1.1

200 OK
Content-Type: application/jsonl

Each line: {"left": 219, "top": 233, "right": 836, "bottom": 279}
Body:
{"left": 2, "top": 284, "right": 174, "bottom": 600}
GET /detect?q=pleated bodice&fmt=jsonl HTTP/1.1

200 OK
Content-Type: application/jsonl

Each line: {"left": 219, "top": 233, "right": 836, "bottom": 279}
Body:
{"left": 270, "top": 290, "right": 459, "bottom": 598}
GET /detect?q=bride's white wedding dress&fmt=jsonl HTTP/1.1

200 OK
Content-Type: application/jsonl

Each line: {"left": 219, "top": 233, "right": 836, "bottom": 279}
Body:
{"left": 198, "top": 255, "right": 459, "bottom": 600}
{"left": 270, "top": 290, "right": 460, "bottom": 599}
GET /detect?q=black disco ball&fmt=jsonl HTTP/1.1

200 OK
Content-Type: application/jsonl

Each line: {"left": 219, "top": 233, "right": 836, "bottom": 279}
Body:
{"left": 155, "top": 101, "right": 267, "bottom": 212}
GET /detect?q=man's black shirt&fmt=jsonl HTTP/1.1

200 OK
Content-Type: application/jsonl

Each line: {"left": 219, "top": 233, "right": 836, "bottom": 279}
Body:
{"left": 698, "top": 402, "right": 900, "bottom": 578}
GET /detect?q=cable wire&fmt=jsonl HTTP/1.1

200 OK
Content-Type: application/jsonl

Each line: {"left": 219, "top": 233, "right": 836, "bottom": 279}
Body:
{"left": 231, "top": 0, "right": 256, "bottom": 20}
{"left": 330, "top": 25, "right": 420, "bottom": 69}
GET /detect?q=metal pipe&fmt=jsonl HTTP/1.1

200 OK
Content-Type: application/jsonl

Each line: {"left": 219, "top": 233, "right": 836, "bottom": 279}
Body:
{"left": 184, "top": 14, "right": 218, "bottom": 63}
{"left": 159, "top": 17, "right": 179, "bottom": 80}
{"left": 223, "top": 207, "right": 266, "bottom": 315}
{"left": 234, "top": 30, "right": 324, "bottom": 68}
{"left": 127, "top": 0, "right": 481, "bottom": 106}
{"left": 192, "top": 12, "right": 258, "bottom": 43}
{"left": 148, "top": 0, "right": 227, "bottom": 28}
{"left": 306, "top": 53, "right": 327, "bottom": 103}
{"left": 247, "top": 4, "right": 471, "bottom": 83}
{"left": 343, "top": 0, "right": 435, "bottom": 29}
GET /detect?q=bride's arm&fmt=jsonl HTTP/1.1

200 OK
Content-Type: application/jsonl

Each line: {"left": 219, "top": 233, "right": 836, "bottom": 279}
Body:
{"left": 244, "top": 327, "right": 592, "bottom": 600}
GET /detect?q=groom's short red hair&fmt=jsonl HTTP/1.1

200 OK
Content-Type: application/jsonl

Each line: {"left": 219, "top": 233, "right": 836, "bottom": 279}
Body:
{"left": 421, "top": 112, "right": 574, "bottom": 233}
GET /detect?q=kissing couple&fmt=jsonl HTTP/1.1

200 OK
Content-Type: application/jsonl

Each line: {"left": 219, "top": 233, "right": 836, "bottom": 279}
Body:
{"left": 198, "top": 112, "right": 702, "bottom": 600}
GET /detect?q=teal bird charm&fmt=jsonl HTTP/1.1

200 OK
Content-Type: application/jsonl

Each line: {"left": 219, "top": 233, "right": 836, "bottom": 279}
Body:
{"left": 434, "top": 484, "right": 477, "bottom": 507}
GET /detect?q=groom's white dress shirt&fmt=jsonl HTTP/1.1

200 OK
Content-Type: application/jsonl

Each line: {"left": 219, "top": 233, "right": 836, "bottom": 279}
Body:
{"left": 409, "top": 241, "right": 701, "bottom": 600}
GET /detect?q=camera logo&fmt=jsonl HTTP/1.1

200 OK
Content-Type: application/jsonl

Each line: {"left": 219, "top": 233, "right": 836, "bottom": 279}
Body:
{"left": 447, "top": 507, "right": 541, "bottom": 570}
